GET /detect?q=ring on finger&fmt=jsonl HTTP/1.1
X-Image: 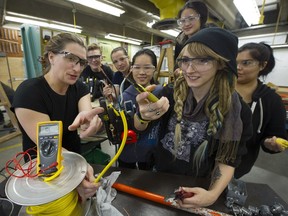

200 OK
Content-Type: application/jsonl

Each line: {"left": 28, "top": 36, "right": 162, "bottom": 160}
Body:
{"left": 147, "top": 103, "right": 156, "bottom": 112}
{"left": 156, "top": 110, "right": 160, "bottom": 115}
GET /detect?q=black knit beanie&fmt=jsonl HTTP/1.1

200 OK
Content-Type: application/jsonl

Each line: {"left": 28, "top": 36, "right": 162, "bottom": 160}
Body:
{"left": 184, "top": 27, "right": 239, "bottom": 76}
{"left": 178, "top": 0, "right": 208, "bottom": 28}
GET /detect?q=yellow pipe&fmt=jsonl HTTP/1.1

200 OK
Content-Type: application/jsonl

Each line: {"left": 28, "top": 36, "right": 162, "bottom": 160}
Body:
{"left": 272, "top": 2, "right": 283, "bottom": 45}
{"left": 259, "top": 0, "right": 266, "bottom": 24}
{"left": 150, "top": 0, "right": 185, "bottom": 19}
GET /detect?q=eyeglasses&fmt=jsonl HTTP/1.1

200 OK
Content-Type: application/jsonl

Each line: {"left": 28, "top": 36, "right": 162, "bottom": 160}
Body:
{"left": 131, "top": 65, "right": 155, "bottom": 73}
{"left": 87, "top": 55, "right": 102, "bottom": 61}
{"left": 112, "top": 56, "right": 128, "bottom": 64}
{"left": 57, "top": 51, "right": 88, "bottom": 68}
{"left": 177, "top": 57, "right": 214, "bottom": 71}
{"left": 237, "top": 59, "right": 259, "bottom": 68}
{"left": 177, "top": 15, "right": 200, "bottom": 26}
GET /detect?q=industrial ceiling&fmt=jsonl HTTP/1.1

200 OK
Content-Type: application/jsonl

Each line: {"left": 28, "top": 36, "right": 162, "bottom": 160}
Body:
{"left": 1, "top": 0, "right": 288, "bottom": 45}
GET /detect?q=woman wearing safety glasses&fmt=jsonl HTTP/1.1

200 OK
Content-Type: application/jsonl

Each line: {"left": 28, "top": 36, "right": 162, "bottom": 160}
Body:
{"left": 134, "top": 28, "right": 252, "bottom": 207}
{"left": 174, "top": 0, "right": 208, "bottom": 61}
{"left": 12, "top": 33, "right": 104, "bottom": 201}
{"left": 103, "top": 47, "right": 132, "bottom": 101}
{"left": 81, "top": 43, "right": 114, "bottom": 101}
{"left": 119, "top": 49, "right": 162, "bottom": 170}
{"left": 234, "top": 42, "right": 287, "bottom": 179}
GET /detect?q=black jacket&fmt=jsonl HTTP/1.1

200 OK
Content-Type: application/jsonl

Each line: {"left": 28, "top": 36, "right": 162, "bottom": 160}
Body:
{"left": 80, "top": 64, "right": 114, "bottom": 100}
{"left": 154, "top": 84, "right": 252, "bottom": 177}
{"left": 235, "top": 80, "right": 287, "bottom": 178}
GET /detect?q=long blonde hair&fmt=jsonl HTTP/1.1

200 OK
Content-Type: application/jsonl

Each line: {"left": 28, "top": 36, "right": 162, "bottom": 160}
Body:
{"left": 174, "top": 42, "right": 236, "bottom": 172}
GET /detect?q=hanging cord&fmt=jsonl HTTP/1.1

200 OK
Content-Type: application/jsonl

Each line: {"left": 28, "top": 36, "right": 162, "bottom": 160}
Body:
{"left": 259, "top": 0, "right": 266, "bottom": 24}
{"left": 98, "top": 67, "right": 118, "bottom": 103}
{"left": 272, "top": 0, "right": 283, "bottom": 45}
{"left": 119, "top": 76, "right": 127, "bottom": 106}
{"left": 94, "top": 108, "right": 128, "bottom": 183}
{"left": 119, "top": 69, "right": 133, "bottom": 106}
{"left": 72, "top": 4, "right": 77, "bottom": 29}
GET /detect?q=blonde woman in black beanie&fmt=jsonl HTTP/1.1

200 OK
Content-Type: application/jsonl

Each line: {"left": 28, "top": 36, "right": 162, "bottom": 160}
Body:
{"left": 133, "top": 27, "right": 253, "bottom": 207}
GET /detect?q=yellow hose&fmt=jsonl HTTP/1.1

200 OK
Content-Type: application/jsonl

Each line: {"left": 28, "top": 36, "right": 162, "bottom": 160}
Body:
{"left": 26, "top": 109, "right": 128, "bottom": 215}
{"left": 94, "top": 110, "right": 128, "bottom": 183}
{"left": 26, "top": 189, "right": 82, "bottom": 216}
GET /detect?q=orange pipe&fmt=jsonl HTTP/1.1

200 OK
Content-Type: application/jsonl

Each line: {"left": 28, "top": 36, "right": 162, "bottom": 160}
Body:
{"left": 112, "top": 183, "right": 171, "bottom": 206}
{"left": 112, "top": 183, "right": 232, "bottom": 216}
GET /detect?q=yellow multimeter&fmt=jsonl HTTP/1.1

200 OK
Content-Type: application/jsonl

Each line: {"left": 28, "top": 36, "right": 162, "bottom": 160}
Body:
{"left": 36, "top": 121, "right": 63, "bottom": 177}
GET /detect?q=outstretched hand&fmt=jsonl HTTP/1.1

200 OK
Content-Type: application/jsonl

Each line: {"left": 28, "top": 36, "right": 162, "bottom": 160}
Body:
{"left": 176, "top": 187, "right": 217, "bottom": 208}
{"left": 136, "top": 90, "right": 169, "bottom": 121}
{"left": 68, "top": 107, "right": 104, "bottom": 138}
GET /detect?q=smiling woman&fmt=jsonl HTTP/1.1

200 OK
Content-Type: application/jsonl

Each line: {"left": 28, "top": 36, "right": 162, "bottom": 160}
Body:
{"left": 119, "top": 48, "right": 162, "bottom": 170}
{"left": 134, "top": 28, "right": 253, "bottom": 208}
{"left": 80, "top": 43, "right": 114, "bottom": 101}
{"left": 55, "top": 51, "right": 88, "bottom": 68}
{"left": 11, "top": 32, "right": 104, "bottom": 201}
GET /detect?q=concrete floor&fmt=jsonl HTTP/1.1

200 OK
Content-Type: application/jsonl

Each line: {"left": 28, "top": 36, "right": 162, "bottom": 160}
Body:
{"left": 1, "top": 123, "right": 288, "bottom": 212}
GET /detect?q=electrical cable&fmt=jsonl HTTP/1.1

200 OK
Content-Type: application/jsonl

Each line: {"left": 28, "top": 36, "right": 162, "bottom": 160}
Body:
{"left": 27, "top": 102, "right": 128, "bottom": 214}
{"left": 26, "top": 189, "right": 82, "bottom": 216}
{"left": 5, "top": 106, "right": 128, "bottom": 215}
{"left": 119, "top": 77, "right": 127, "bottom": 106}
{"left": 98, "top": 67, "right": 117, "bottom": 103}
{"left": 23, "top": 101, "right": 125, "bottom": 215}
{"left": 94, "top": 109, "right": 128, "bottom": 183}
{"left": 5, "top": 148, "right": 38, "bottom": 178}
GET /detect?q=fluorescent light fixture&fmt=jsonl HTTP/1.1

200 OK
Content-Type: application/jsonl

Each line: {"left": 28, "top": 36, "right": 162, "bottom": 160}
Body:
{"left": 160, "top": 29, "right": 180, "bottom": 37}
{"left": 105, "top": 33, "right": 142, "bottom": 45}
{"left": 147, "top": 20, "right": 180, "bottom": 37}
{"left": 67, "top": 0, "right": 125, "bottom": 17}
{"left": 233, "top": 0, "right": 260, "bottom": 26}
{"left": 147, "top": 20, "right": 156, "bottom": 28}
{"left": 5, "top": 15, "right": 82, "bottom": 33}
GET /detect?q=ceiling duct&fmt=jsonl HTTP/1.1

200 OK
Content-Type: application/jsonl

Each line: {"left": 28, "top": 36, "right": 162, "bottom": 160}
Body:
{"left": 149, "top": 0, "right": 185, "bottom": 30}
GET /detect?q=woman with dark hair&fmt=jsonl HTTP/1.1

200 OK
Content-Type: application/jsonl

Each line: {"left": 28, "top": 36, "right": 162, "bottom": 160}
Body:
{"left": 118, "top": 49, "right": 162, "bottom": 170}
{"left": 134, "top": 28, "right": 252, "bottom": 207}
{"left": 174, "top": 0, "right": 208, "bottom": 61}
{"left": 234, "top": 42, "right": 287, "bottom": 179}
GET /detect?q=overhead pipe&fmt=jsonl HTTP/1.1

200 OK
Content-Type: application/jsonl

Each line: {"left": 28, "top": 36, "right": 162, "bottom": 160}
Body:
{"left": 149, "top": 0, "right": 185, "bottom": 20}
{"left": 259, "top": 0, "right": 266, "bottom": 24}
{"left": 149, "top": 0, "right": 185, "bottom": 30}
{"left": 118, "top": 0, "right": 176, "bottom": 39}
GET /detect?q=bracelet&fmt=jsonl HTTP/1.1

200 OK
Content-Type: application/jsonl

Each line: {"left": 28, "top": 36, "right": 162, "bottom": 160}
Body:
{"left": 135, "top": 112, "right": 150, "bottom": 124}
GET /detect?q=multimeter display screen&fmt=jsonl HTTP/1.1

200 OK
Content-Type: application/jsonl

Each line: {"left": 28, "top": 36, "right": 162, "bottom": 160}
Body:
{"left": 39, "top": 124, "right": 59, "bottom": 136}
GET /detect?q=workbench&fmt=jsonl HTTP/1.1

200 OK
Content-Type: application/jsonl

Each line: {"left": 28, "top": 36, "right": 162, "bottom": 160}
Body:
{"left": 92, "top": 165, "right": 288, "bottom": 216}
{"left": 1, "top": 163, "right": 287, "bottom": 215}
